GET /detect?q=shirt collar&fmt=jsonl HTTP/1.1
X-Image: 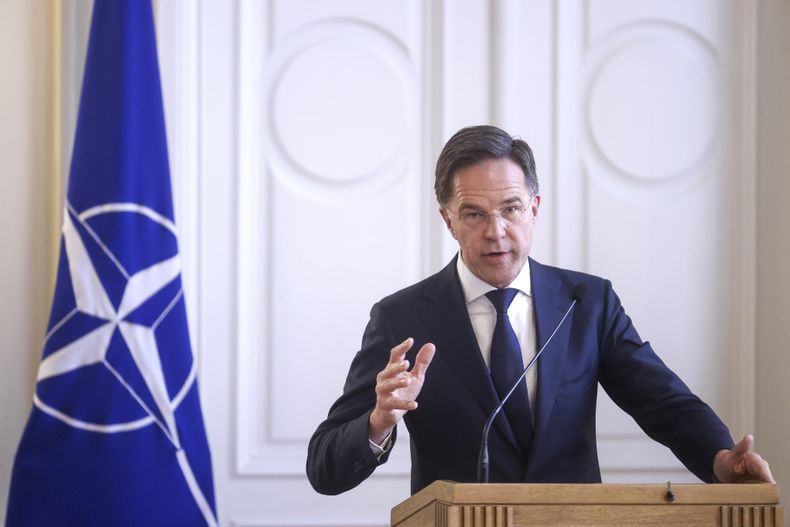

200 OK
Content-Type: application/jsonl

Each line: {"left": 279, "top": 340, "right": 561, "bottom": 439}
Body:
{"left": 456, "top": 253, "right": 532, "bottom": 304}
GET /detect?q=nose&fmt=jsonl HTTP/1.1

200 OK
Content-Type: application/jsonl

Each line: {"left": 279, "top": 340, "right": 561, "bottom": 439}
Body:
{"left": 483, "top": 213, "right": 507, "bottom": 239}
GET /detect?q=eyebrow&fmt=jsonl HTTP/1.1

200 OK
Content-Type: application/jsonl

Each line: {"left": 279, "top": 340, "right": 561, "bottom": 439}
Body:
{"left": 457, "top": 196, "right": 524, "bottom": 212}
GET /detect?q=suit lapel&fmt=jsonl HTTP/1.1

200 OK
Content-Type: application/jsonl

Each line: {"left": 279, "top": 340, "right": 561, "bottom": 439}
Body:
{"left": 420, "top": 257, "right": 520, "bottom": 452}
{"left": 530, "top": 259, "right": 574, "bottom": 452}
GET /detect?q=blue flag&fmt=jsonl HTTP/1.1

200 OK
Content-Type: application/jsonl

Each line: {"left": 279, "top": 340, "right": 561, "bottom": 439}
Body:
{"left": 6, "top": 1, "right": 217, "bottom": 525}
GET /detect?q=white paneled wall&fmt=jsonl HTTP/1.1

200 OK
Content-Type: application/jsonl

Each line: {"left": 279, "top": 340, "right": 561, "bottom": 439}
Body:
{"left": 165, "top": 1, "right": 751, "bottom": 524}
{"left": 1, "top": 1, "right": 767, "bottom": 526}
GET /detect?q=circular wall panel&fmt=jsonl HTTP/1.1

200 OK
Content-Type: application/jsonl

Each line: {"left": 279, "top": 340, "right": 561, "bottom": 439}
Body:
{"left": 583, "top": 22, "right": 720, "bottom": 194}
{"left": 265, "top": 21, "right": 412, "bottom": 199}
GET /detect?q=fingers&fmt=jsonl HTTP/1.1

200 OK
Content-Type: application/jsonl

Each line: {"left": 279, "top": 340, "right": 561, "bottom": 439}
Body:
{"left": 411, "top": 343, "right": 436, "bottom": 379}
{"left": 715, "top": 434, "right": 776, "bottom": 484}
{"left": 375, "top": 338, "right": 436, "bottom": 413}
{"left": 376, "top": 371, "right": 414, "bottom": 398}
{"left": 388, "top": 337, "right": 414, "bottom": 365}
{"left": 370, "top": 339, "right": 420, "bottom": 441}
{"left": 376, "top": 338, "right": 415, "bottom": 386}
{"left": 376, "top": 359, "right": 409, "bottom": 386}
{"left": 376, "top": 393, "right": 418, "bottom": 412}
{"left": 731, "top": 434, "right": 754, "bottom": 458}
{"left": 380, "top": 339, "right": 435, "bottom": 382}
{"left": 744, "top": 452, "right": 776, "bottom": 484}
{"left": 374, "top": 370, "right": 417, "bottom": 416}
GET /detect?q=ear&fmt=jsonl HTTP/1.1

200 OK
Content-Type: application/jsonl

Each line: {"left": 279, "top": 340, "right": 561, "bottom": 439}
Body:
{"left": 530, "top": 194, "right": 541, "bottom": 224}
{"left": 439, "top": 207, "right": 457, "bottom": 239}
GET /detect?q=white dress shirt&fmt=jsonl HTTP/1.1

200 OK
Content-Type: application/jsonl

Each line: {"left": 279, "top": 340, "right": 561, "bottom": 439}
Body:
{"left": 456, "top": 254, "right": 537, "bottom": 415}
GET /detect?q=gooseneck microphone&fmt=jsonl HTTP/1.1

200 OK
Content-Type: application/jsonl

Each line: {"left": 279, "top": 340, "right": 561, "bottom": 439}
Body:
{"left": 476, "top": 283, "right": 586, "bottom": 483}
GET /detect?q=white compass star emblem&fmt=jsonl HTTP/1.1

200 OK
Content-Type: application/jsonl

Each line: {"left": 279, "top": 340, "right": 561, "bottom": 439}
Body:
{"left": 33, "top": 201, "right": 216, "bottom": 526}
{"left": 35, "top": 202, "right": 194, "bottom": 443}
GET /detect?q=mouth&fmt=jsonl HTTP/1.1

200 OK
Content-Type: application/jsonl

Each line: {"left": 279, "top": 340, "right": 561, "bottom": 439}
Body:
{"left": 483, "top": 250, "right": 510, "bottom": 260}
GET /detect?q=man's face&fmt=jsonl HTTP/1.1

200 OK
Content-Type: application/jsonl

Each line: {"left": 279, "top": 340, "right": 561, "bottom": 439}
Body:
{"left": 439, "top": 158, "right": 540, "bottom": 288}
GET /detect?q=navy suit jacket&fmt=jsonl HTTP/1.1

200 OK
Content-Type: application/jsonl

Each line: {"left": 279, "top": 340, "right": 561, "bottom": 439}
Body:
{"left": 307, "top": 257, "right": 734, "bottom": 495}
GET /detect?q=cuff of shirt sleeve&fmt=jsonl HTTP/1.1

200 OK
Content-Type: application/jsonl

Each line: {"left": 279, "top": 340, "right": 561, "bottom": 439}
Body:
{"left": 368, "top": 431, "right": 393, "bottom": 462}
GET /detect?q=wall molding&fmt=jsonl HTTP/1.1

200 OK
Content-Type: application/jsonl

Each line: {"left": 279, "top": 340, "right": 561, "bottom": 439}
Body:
{"left": 235, "top": 0, "right": 267, "bottom": 476}
{"left": 155, "top": 0, "right": 203, "bottom": 369}
{"left": 729, "top": 0, "right": 758, "bottom": 438}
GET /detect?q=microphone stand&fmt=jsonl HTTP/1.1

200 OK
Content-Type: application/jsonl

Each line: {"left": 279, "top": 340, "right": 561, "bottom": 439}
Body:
{"left": 477, "top": 295, "right": 580, "bottom": 483}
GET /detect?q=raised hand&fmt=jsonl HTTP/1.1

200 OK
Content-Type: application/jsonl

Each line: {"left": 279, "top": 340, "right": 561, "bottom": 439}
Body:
{"left": 368, "top": 338, "right": 435, "bottom": 444}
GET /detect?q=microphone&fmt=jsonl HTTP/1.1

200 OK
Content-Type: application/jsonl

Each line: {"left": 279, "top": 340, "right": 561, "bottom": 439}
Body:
{"left": 476, "top": 283, "right": 586, "bottom": 483}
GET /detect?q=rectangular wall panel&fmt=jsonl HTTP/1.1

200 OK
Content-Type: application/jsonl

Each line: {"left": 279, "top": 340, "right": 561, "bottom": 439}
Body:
{"left": 235, "top": 0, "right": 427, "bottom": 477}
{"left": 558, "top": 0, "right": 741, "bottom": 481}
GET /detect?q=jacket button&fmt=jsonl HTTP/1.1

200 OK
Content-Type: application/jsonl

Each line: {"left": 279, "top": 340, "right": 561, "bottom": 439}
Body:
{"left": 353, "top": 460, "right": 365, "bottom": 473}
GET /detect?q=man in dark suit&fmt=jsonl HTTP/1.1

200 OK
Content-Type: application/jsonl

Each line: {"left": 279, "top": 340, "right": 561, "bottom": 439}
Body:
{"left": 306, "top": 125, "right": 774, "bottom": 495}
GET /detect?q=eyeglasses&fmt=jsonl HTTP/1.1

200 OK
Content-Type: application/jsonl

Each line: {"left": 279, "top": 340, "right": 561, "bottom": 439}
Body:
{"left": 446, "top": 199, "right": 533, "bottom": 229}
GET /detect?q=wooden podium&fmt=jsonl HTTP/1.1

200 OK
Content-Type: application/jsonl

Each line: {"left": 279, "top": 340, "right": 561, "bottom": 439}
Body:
{"left": 391, "top": 480, "right": 783, "bottom": 526}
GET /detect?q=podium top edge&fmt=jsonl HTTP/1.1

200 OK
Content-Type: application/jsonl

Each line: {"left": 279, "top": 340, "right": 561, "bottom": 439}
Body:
{"left": 392, "top": 480, "right": 780, "bottom": 514}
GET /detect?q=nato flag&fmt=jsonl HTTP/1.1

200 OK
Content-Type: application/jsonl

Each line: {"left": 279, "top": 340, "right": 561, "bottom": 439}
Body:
{"left": 6, "top": 1, "right": 217, "bottom": 525}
